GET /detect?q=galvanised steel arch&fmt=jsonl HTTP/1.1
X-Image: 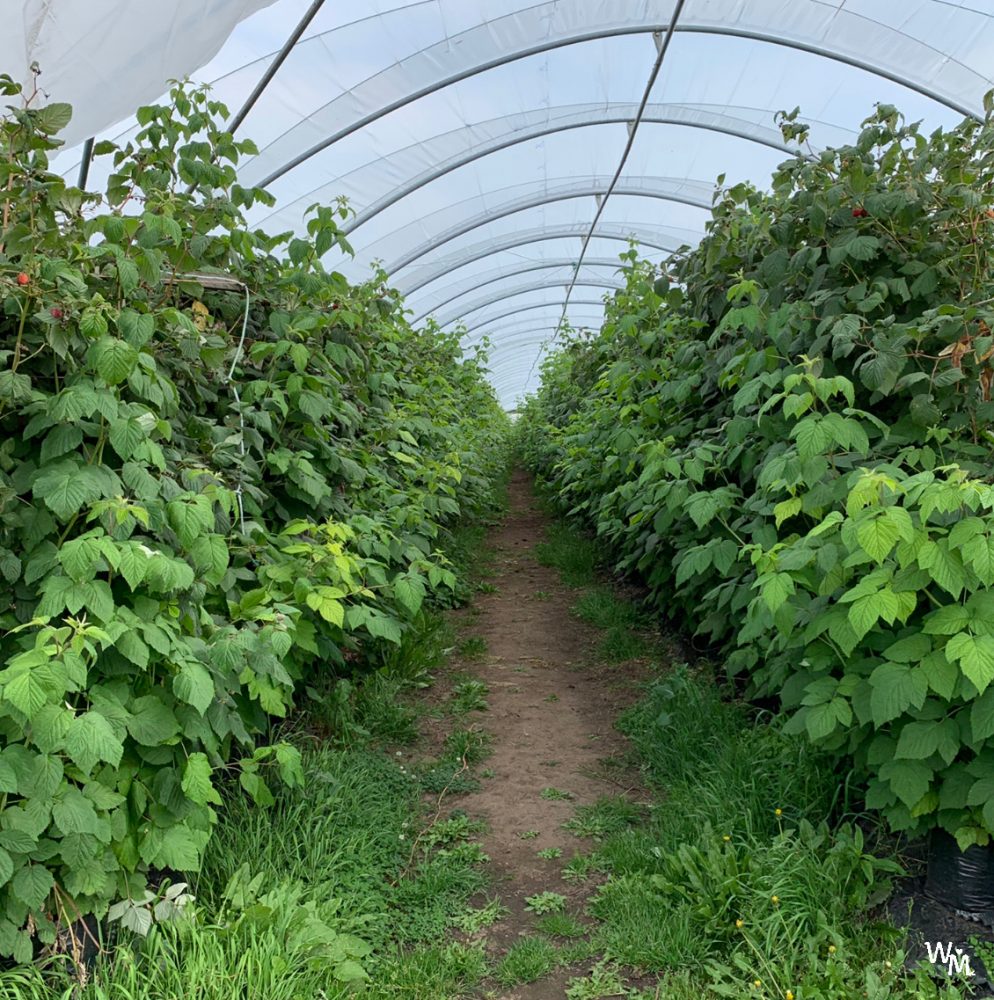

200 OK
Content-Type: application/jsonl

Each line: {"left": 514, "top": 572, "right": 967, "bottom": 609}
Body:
{"left": 411, "top": 258, "right": 624, "bottom": 323}
{"left": 353, "top": 176, "right": 707, "bottom": 277}
{"left": 459, "top": 299, "right": 611, "bottom": 338}
{"left": 253, "top": 102, "right": 820, "bottom": 239}
{"left": 432, "top": 276, "right": 625, "bottom": 330}
{"left": 397, "top": 224, "right": 683, "bottom": 297}
{"left": 242, "top": 0, "right": 986, "bottom": 190}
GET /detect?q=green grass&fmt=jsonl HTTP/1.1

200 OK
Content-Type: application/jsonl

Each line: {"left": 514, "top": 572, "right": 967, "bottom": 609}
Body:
{"left": 563, "top": 796, "right": 645, "bottom": 840}
{"left": 534, "top": 523, "right": 599, "bottom": 587}
{"left": 1, "top": 739, "right": 492, "bottom": 999}
{"left": 540, "top": 785, "right": 573, "bottom": 801}
{"left": 493, "top": 937, "right": 559, "bottom": 987}
{"left": 535, "top": 912, "right": 588, "bottom": 939}
{"left": 456, "top": 636, "right": 488, "bottom": 660}
{"left": 577, "top": 667, "right": 964, "bottom": 998}
{"left": 524, "top": 892, "right": 566, "bottom": 915}
{"left": 449, "top": 679, "right": 489, "bottom": 713}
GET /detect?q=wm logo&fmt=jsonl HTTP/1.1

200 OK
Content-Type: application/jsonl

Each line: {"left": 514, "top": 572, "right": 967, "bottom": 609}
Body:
{"left": 924, "top": 941, "right": 974, "bottom": 978}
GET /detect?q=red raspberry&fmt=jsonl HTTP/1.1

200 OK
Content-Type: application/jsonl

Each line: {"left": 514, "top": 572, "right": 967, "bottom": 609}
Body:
{"left": 16, "top": 273, "right": 29, "bottom": 286}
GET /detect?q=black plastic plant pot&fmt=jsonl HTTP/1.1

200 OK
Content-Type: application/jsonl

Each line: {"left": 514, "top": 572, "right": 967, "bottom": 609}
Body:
{"left": 926, "top": 829, "right": 994, "bottom": 918}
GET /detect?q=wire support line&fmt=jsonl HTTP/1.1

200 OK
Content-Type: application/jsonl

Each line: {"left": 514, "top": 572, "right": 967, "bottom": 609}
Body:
{"left": 522, "top": 0, "right": 687, "bottom": 395}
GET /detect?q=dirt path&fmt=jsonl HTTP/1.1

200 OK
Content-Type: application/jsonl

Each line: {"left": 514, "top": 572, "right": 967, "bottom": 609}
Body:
{"left": 445, "top": 470, "right": 648, "bottom": 998}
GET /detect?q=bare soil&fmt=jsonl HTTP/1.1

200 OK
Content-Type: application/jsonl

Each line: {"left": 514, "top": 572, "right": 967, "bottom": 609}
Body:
{"left": 435, "top": 470, "right": 651, "bottom": 998}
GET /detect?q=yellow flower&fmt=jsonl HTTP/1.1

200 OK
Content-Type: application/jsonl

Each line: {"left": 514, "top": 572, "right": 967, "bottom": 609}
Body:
{"left": 775, "top": 808, "right": 783, "bottom": 817}
{"left": 828, "top": 944, "right": 837, "bottom": 954}
{"left": 753, "top": 979, "right": 762, "bottom": 988}
{"left": 723, "top": 834, "right": 731, "bottom": 842}
{"left": 771, "top": 895, "right": 779, "bottom": 904}
{"left": 735, "top": 919, "right": 744, "bottom": 929}
{"left": 786, "top": 992, "right": 794, "bottom": 1000}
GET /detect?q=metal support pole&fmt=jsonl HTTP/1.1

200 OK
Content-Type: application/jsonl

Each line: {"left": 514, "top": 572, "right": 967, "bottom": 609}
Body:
{"left": 227, "top": 0, "right": 327, "bottom": 135}
{"left": 77, "top": 137, "right": 94, "bottom": 189}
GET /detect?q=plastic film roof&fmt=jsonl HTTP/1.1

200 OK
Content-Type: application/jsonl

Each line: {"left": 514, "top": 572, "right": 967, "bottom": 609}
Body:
{"left": 8, "top": 1, "right": 994, "bottom": 408}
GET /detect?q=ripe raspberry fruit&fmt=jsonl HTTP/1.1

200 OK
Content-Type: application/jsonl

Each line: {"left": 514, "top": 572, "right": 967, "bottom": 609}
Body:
{"left": 16, "top": 272, "right": 29, "bottom": 286}
{"left": 852, "top": 207, "right": 868, "bottom": 218}
{"left": 50, "top": 307, "right": 64, "bottom": 319}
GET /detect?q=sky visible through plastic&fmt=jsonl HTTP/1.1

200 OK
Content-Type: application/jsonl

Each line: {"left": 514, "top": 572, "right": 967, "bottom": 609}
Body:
{"left": 6, "top": 0, "right": 994, "bottom": 408}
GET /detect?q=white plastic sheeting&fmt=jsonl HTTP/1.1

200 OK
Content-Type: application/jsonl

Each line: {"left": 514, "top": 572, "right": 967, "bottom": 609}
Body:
{"left": 2, "top": 0, "right": 275, "bottom": 148}
{"left": 10, "top": 0, "right": 994, "bottom": 407}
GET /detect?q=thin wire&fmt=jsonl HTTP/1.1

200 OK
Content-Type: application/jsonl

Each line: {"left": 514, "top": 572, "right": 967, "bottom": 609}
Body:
{"left": 522, "top": 0, "right": 687, "bottom": 393}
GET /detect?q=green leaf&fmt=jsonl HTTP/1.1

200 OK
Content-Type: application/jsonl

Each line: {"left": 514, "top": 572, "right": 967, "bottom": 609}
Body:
{"left": 869, "top": 662, "right": 927, "bottom": 725}
{"left": 108, "top": 418, "right": 146, "bottom": 460}
{"left": 2, "top": 667, "right": 51, "bottom": 719}
{"left": 11, "top": 865, "right": 53, "bottom": 909}
{"left": 792, "top": 416, "right": 834, "bottom": 459}
{"left": 174, "top": 663, "right": 214, "bottom": 716}
{"left": 918, "top": 540, "right": 966, "bottom": 598}
{"left": 856, "top": 513, "right": 902, "bottom": 563}
{"left": 90, "top": 336, "right": 138, "bottom": 385}
{"left": 34, "top": 102, "right": 72, "bottom": 134}
{"left": 59, "top": 535, "right": 100, "bottom": 582}
{"left": 118, "top": 544, "right": 149, "bottom": 590}
{"left": 126, "top": 697, "right": 180, "bottom": 745}
{"left": 116, "top": 631, "right": 149, "bottom": 669}
{"left": 967, "top": 535, "right": 994, "bottom": 587}
{"left": 334, "top": 960, "right": 369, "bottom": 983}
{"left": 878, "top": 758, "right": 933, "bottom": 809}
{"left": 166, "top": 498, "right": 213, "bottom": 549}
{"left": 306, "top": 589, "right": 345, "bottom": 627}
{"left": 971, "top": 688, "right": 994, "bottom": 742}
{"left": 946, "top": 633, "right": 994, "bottom": 695}
{"left": 154, "top": 824, "right": 207, "bottom": 871}
{"left": 0, "top": 849, "right": 13, "bottom": 888}
{"left": 181, "top": 753, "right": 219, "bottom": 805}
{"left": 895, "top": 721, "right": 943, "bottom": 760}
{"left": 848, "top": 588, "right": 900, "bottom": 640}
{"left": 32, "top": 460, "right": 104, "bottom": 521}
{"left": 52, "top": 788, "right": 100, "bottom": 836}
{"left": 65, "top": 711, "right": 124, "bottom": 774}
{"left": 393, "top": 575, "right": 425, "bottom": 616}
{"left": 189, "top": 535, "right": 228, "bottom": 585}
{"left": 760, "top": 573, "right": 795, "bottom": 613}
{"left": 773, "top": 498, "right": 802, "bottom": 528}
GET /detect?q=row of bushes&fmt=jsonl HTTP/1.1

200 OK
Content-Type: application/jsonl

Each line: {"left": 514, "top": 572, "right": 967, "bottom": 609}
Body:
{"left": 517, "top": 101, "right": 994, "bottom": 855}
{"left": 0, "top": 78, "right": 507, "bottom": 960}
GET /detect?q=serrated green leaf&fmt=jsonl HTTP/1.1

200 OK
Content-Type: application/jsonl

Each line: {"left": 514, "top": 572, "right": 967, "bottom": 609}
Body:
{"left": 878, "top": 758, "right": 932, "bottom": 809}
{"left": 108, "top": 418, "right": 146, "bottom": 460}
{"left": 393, "top": 575, "right": 424, "bottom": 616}
{"left": 174, "top": 663, "right": 214, "bottom": 716}
{"left": 869, "top": 662, "right": 927, "bottom": 725}
{"left": 90, "top": 336, "right": 138, "bottom": 385}
{"left": 760, "top": 572, "right": 795, "bottom": 613}
{"left": 946, "top": 633, "right": 994, "bottom": 695}
{"left": 189, "top": 535, "right": 228, "bottom": 585}
{"left": 11, "top": 865, "right": 54, "bottom": 909}
{"left": 181, "top": 753, "right": 219, "bottom": 805}
{"left": 32, "top": 461, "right": 104, "bottom": 521}
{"left": 0, "top": 849, "right": 13, "bottom": 888}
{"left": 65, "top": 711, "right": 124, "bottom": 774}
{"left": 2, "top": 668, "right": 51, "bottom": 720}
{"left": 52, "top": 787, "right": 100, "bottom": 836}
{"left": 118, "top": 544, "right": 149, "bottom": 590}
{"left": 126, "top": 697, "right": 180, "bottom": 745}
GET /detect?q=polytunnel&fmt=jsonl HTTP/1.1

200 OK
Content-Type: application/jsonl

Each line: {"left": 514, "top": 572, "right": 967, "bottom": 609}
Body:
{"left": 5, "top": 0, "right": 994, "bottom": 410}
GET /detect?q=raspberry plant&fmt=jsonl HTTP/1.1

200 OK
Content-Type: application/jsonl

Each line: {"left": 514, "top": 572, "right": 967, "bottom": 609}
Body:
{"left": 519, "top": 98, "right": 994, "bottom": 853}
{"left": 0, "top": 76, "right": 506, "bottom": 961}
